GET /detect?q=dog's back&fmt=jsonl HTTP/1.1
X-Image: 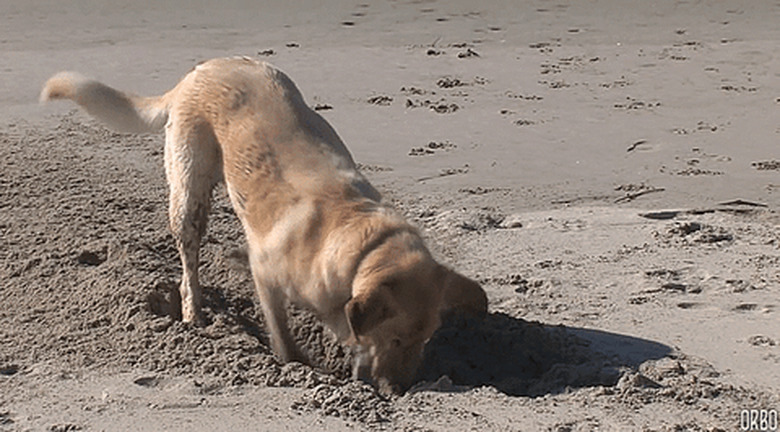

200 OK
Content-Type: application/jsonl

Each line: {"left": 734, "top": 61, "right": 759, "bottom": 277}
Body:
{"left": 176, "top": 58, "right": 378, "bottom": 201}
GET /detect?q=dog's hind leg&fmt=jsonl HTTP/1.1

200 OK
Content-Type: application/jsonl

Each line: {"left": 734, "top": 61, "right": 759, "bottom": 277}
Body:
{"left": 164, "top": 117, "right": 222, "bottom": 324}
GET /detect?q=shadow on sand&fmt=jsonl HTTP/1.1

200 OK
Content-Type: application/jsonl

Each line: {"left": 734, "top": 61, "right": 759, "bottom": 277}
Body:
{"left": 415, "top": 313, "right": 672, "bottom": 396}
{"left": 145, "top": 280, "right": 671, "bottom": 397}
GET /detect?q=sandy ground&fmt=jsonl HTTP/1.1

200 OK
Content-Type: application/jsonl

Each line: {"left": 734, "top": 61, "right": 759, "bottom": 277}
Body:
{"left": 1, "top": 1, "right": 779, "bottom": 430}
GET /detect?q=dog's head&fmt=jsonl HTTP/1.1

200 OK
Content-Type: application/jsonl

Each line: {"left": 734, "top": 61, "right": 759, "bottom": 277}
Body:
{"left": 346, "top": 232, "right": 487, "bottom": 393}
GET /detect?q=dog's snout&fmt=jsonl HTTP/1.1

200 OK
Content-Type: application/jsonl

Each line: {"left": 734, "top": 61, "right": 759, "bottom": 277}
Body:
{"left": 352, "top": 345, "right": 373, "bottom": 383}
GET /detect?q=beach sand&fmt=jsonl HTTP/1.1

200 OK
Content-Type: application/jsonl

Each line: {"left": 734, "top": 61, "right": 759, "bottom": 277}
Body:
{"left": 1, "top": 1, "right": 778, "bottom": 430}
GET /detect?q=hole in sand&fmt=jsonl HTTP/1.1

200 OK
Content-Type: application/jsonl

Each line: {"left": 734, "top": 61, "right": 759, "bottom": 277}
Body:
{"left": 145, "top": 282, "right": 182, "bottom": 320}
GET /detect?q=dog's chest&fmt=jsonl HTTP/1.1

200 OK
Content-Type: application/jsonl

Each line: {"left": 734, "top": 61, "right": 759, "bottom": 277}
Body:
{"left": 246, "top": 197, "right": 323, "bottom": 281}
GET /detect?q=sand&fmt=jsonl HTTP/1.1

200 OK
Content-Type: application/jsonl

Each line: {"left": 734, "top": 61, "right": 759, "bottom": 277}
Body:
{"left": 1, "top": 1, "right": 779, "bottom": 430}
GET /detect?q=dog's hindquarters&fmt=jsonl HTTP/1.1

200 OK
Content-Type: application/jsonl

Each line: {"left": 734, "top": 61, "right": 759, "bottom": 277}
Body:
{"left": 41, "top": 69, "right": 223, "bottom": 324}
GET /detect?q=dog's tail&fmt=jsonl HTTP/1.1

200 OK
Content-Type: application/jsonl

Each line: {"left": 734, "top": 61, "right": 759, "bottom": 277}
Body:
{"left": 40, "top": 72, "right": 169, "bottom": 134}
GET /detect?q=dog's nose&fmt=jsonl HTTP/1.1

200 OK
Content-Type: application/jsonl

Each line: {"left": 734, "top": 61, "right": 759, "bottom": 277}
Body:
{"left": 376, "top": 377, "right": 403, "bottom": 395}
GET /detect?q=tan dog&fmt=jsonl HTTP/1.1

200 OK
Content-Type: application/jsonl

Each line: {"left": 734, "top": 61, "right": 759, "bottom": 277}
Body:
{"left": 41, "top": 57, "right": 487, "bottom": 392}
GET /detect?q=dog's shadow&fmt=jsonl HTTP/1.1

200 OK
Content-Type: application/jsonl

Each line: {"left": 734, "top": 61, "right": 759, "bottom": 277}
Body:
{"left": 414, "top": 313, "right": 672, "bottom": 396}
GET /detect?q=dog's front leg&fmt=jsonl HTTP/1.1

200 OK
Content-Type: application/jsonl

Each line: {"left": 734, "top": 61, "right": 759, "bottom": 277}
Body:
{"left": 253, "top": 281, "right": 309, "bottom": 364}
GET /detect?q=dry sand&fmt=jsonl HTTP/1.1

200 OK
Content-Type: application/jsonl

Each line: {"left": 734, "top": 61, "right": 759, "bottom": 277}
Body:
{"left": 1, "top": 1, "right": 779, "bottom": 430}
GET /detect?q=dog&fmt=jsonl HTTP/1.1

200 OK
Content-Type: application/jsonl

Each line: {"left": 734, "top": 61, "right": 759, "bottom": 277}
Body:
{"left": 40, "top": 57, "right": 487, "bottom": 393}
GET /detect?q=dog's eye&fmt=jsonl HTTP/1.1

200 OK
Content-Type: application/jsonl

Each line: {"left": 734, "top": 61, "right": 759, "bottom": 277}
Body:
{"left": 383, "top": 279, "right": 398, "bottom": 291}
{"left": 391, "top": 338, "right": 402, "bottom": 348}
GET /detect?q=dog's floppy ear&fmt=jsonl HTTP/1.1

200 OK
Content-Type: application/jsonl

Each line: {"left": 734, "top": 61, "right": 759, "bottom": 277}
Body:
{"left": 345, "top": 288, "right": 395, "bottom": 339}
{"left": 439, "top": 266, "right": 488, "bottom": 318}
